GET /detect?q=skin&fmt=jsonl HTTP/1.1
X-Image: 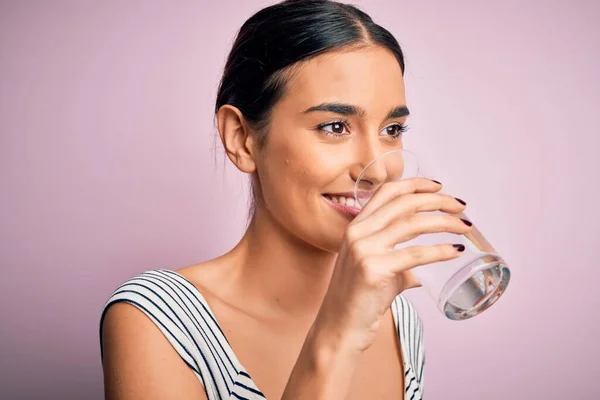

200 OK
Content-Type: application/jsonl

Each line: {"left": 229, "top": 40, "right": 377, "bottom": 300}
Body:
{"left": 102, "top": 45, "right": 471, "bottom": 399}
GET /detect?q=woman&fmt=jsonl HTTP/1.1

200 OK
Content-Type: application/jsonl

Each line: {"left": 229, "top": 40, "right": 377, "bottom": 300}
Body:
{"left": 100, "top": 0, "right": 471, "bottom": 398}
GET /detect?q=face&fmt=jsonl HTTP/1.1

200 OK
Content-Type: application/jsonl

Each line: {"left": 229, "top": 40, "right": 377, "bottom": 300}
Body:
{"left": 254, "top": 45, "right": 409, "bottom": 252}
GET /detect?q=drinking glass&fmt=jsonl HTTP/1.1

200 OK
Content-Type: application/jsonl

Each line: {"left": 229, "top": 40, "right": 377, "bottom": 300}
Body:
{"left": 354, "top": 149, "right": 510, "bottom": 320}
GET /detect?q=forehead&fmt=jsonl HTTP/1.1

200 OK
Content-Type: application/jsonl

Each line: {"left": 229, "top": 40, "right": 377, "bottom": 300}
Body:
{"left": 279, "top": 46, "right": 406, "bottom": 114}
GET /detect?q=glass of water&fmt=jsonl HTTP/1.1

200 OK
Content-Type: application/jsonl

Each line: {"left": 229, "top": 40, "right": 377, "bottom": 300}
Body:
{"left": 353, "top": 149, "right": 511, "bottom": 320}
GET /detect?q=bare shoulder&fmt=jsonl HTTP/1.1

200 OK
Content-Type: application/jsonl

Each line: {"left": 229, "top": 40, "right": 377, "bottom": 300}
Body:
{"left": 176, "top": 258, "right": 229, "bottom": 287}
{"left": 175, "top": 257, "right": 235, "bottom": 301}
{"left": 101, "top": 300, "right": 207, "bottom": 400}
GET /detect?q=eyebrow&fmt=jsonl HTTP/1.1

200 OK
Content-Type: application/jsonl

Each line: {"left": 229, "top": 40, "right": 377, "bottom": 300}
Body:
{"left": 303, "top": 103, "right": 410, "bottom": 120}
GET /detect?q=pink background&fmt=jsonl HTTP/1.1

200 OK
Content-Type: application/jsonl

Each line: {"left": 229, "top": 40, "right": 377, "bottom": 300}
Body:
{"left": 1, "top": 1, "right": 598, "bottom": 398}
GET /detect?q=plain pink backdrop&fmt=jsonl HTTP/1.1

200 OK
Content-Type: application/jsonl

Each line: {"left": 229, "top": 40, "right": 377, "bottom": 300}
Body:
{"left": 1, "top": 1, "right": 598, "bottom": 398}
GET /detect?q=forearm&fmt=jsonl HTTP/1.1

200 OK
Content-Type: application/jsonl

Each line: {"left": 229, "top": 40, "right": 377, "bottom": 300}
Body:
{"left": 281, "top": 319, "right": 361, "bottom": 400}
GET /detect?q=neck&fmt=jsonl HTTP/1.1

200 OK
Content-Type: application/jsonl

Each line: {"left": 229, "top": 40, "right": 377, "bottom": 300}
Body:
{"left": 225, "top": 205, "right": 337, "bottom": 320}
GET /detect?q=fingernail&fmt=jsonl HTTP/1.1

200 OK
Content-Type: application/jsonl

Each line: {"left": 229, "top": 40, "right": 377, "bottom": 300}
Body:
{"left": 460, "top": 218, "right": 473, "bottom": 226}
{"left": 453, "top": 244, "right": 466, "bottom": 252}
{"left": 431, "top": 179, "right": 442, "bottom": 185}
{"left": 454, "top": 197, "right": 466, "bottom": 206}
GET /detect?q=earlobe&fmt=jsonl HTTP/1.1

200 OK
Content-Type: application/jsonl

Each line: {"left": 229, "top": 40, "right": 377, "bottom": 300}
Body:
{"left": 216, "top": 105, "right": 257, "bottom": 173}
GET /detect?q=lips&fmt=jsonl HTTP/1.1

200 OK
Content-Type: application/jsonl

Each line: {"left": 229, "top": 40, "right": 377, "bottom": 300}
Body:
{"left": 322, "top": 193, "right": 363, "bottom": 218}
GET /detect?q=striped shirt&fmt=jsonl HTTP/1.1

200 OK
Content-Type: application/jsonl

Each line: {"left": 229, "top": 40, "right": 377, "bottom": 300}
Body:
{"left": 99, "top": 269, "right": 425, "bottom": 399}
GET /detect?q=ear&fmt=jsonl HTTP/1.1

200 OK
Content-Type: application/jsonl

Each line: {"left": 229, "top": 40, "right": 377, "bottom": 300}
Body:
{"left": 216, "top": 105, "right": 257, "bottom": 173}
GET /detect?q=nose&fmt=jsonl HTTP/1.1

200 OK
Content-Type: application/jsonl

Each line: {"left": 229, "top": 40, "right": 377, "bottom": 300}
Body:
{"left": 349, "top": 138, "right": 388, "bottom": 190}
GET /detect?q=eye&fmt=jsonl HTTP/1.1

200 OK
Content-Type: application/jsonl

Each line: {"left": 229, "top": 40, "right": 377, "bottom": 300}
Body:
{"left": 381, "top": 123, "right": 408, "bottom": 139}
{"left": 317, "top": 120, "right": 351, "bottom": 137}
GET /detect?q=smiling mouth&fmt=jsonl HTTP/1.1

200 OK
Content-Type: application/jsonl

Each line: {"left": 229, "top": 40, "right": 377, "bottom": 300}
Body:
{"left": 322, "top": 194, "right": 362, "bottom": 218}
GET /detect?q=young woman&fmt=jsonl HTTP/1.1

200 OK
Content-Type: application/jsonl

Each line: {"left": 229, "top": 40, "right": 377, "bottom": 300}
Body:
{"left": 100, "top": 1, "right": 471, "bottom": 398}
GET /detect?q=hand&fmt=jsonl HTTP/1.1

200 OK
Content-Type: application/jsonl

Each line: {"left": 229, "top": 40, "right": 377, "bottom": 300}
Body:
{"left": 315, "top": 178, "right": 472, "bottom": 352}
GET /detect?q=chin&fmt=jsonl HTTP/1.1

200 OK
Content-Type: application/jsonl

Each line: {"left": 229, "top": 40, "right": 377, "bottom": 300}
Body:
{"left": 266, "top": 195, "right": 351, "bottom": 253}
{"left": 308, "top": 221, "right": 348, "bottom": 254}
{"left": 286, "top": 217, "right": 347, "bottom": 254}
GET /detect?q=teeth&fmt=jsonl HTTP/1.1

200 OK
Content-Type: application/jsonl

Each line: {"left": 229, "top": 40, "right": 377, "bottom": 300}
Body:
{"left": 324, "top": 195, "right": 361, "bottom": 208}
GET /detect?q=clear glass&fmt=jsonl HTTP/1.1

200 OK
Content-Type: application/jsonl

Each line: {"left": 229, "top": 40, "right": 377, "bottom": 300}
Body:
{"left": 354, "top": 149, "right": 510, "bottom": 320}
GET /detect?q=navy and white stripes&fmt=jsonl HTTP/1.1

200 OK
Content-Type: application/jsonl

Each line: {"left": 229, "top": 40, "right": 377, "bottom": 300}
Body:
{"left": 392, "top": 295, "right": 425, "bottom": 399}
{"left": 100, "top": 269, "right": 424, "bottom": 399}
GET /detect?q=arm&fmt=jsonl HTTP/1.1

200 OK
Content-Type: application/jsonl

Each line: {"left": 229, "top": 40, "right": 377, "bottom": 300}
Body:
{"left": 281, "top": 317, "right": 362, "bottom": 400}
{"left": 101, "top": 303, "right": 207, "bottom": 400}
{"left": 283, "top": 179, "right": 464, "bottom": 399}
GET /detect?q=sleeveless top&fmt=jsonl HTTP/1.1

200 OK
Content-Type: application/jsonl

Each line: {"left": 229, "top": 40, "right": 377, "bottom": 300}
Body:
{"left": 99, "top": 269, "right": 425, "bottom": 399}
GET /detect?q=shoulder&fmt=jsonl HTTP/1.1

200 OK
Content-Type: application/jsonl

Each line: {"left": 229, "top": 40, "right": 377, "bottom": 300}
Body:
{"left": 392, "top": 294, "right": 424, "bottom": 333}
{"left": 101, "top": 269, "right": 193, "bottom": 311}
{"left": 392, "top": 294, "right": 426, "bottom": 388}
{"left": 99, "top": 268, "right": 216, "bottom": 330}
{"left": 100, "top": 269, "right": 207, "bottom": 399}
{"left": 99, "top": 269, "right": 205, "bottom": 367}
{"left": 390, "top": 294, "right": 425, "bottom": 348}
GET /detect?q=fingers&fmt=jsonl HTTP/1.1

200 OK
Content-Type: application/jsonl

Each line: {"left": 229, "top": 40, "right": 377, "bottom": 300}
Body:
{"left": 366, "top": 192, "right": 466, "bottom": 234}
{"left": 349, "top": 191, "right": 467, "bottom": 239}
{"left": 357, "top": 212, "right": 472, "bottom": 250}
{"left": 354, "top": 178, "right": 442, "bottom": 223}
{"left": 371, "top": 243, "right": 466, "bottom": 276}
{"left": 342, "top": 178, "right": 471, "bottom": 290}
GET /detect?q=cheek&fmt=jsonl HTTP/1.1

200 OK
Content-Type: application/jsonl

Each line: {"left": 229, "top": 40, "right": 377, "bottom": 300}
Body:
{"left": 277, "top": 155, "right": 326, "bottom": 201}
{"left": 259, "top": 124, "right": 352, "bottom": 208}
{"left": 256, "top": 133, "right": 353, "bottom": 250}
{"left": 261, "top": 147, "right": 335, "bottom": 206}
